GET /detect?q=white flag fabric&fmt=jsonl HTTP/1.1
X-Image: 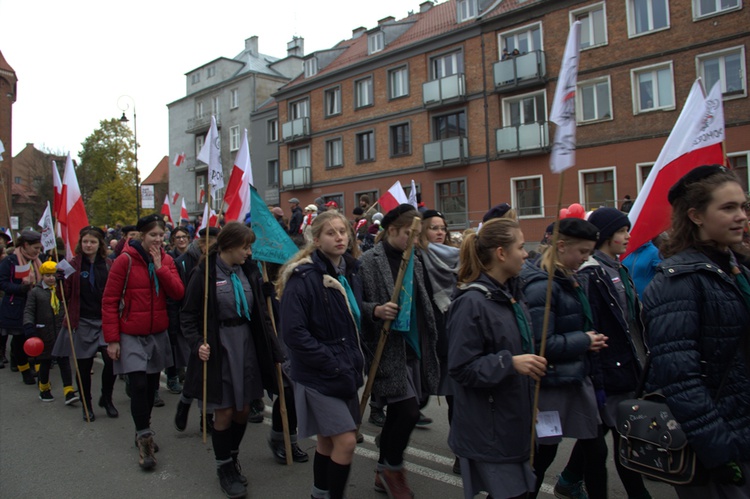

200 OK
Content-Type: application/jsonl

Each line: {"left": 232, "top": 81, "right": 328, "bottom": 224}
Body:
{"left": 37, "top": 202, "right": 56, "bottom": 252}
{"left": 550, "top": 21, "right": 581, "bottom": 174}
{"left": 223, "top": 129, "right": 252, "bottom": 222}
{"left": 197, "top": 116, "right": 224, "bottom": 197}
{"left": 408, "top": 180, "right": 418, "bottom": 209}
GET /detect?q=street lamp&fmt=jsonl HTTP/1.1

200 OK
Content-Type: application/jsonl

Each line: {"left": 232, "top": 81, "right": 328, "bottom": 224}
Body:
{"left": 118, "top": 95, "right": 139, "bottom": 219}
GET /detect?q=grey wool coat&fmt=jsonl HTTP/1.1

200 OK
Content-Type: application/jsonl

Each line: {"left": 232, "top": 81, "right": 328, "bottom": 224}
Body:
{"left": 359, "top": 242, "right": 440, "bottom": 399}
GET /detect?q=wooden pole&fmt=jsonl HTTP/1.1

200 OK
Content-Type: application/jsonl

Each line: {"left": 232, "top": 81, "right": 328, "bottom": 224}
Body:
{"left": 262, "top": 263, "right": 293, "bottom": 465}
{"left": 530, "top": 171, "right": 566, "bottom": 466}
{"left": 359, "top": 216, "right": 422, "bottom": 420}
{"left": 201, "top": 200, "right": 211, "bottom": 444}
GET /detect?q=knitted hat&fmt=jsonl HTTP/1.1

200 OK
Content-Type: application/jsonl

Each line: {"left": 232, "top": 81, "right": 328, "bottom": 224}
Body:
{"left": 40, "top": 261, "right": 58, "bottom": 275}
{"left": 557, "top": 218, "right": 599, "bottom": 242}
{"left": 482, "top": 203, "right": 511, "bottom": 223}
{"left": 587, "top": 207, "right": 630, "bottom": 248}
{"left": 372, "top": 212, "right": 384, "bottom": 223}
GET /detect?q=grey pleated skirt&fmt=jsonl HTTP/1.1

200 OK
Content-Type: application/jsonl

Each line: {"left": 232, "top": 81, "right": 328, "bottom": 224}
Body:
{"left": 52, "top": 317, "right": 107, "bottom": 358}
{"left": 537, "top": 376, "right": 601, "bottom": 445}
{"left": 113, "top": 330, "right": 173, "bottom": 375}
{"left": 294, "top": 382, "right": 360, "bottom": 439}
{"left": 459, "top": 458, "right": 536, "bottom": 499}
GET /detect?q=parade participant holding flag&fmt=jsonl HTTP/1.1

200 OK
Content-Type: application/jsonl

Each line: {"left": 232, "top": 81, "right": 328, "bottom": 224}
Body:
{"left": 102, "top": 214, "right": 184, "bottom": 471}
{"left": 359, "top": 204, "right": 440, "bottom": 499}
{"left": 276, "top": 210, "right": 365, "bottom": 499}
{"left": 181, "top": 222, "right": 282, "bottom": 498}
{"left": 643, "top": 166, "right": 750, "bottom": 497}
{"left": 0, "top": 229, "right": 44, "bottom": 384}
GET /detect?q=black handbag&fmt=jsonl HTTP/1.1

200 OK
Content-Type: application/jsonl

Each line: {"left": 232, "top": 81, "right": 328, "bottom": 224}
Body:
{"left": 615, "top": 355, "right": 731, "bottom": 485}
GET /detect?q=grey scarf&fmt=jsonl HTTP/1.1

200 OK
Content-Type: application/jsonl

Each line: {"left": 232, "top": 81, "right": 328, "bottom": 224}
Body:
{"left": 421, "top": 243, "right": 459, "bottom": 313}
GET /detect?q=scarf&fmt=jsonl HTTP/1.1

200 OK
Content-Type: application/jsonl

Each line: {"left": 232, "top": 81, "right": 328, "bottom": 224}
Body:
{"left": 230, "top": 272, "right": 251, "bottom": 320}
{"left": 337, "top": 274, "right": 361, "bottom": 331}
{"left": 729, "top": 252, "right": 750, "bottom": 313}
{"left": 511, "top": 297, "right": 534, "bottom": 354}
{"left": 49, "top": 284, "right": 60, "bottom": 315}
{"left": 420, "top": 243, "right": 460, "bottom": 313}
{"left": 131, "top": 240, "right": 160, "bottom": 296}
{"left": 572, "top": 279, "right": 594, "bottom": 331}
{"left": 16, "top": 247, "right": 42, "bottom": 284}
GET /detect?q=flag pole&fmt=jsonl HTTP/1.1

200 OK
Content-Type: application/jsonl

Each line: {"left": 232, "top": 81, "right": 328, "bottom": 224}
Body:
{"left": 262, "top": 262, "right": 293, "bottom": 465}
{"left": 201, "top": 197, "right": 211, "bottom": 444}
{"left": 530, "top": 171, "right": 566, "bottom": 465}
{"left": 359, "top": 216, "right": 422, "bottom": 420}
{"left": 0, "top": 176, "right": 12, "bottom": 229}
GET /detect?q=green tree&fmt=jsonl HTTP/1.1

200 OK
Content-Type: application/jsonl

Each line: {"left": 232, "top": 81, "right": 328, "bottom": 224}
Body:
{"left": 77, "top": 119, "right": 138, "bottom": 225}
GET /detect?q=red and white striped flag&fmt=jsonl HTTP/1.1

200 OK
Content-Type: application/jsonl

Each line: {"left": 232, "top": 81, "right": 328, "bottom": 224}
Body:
{"left": 377, "top": 181, "right": 409, "bottom": 214}
{"left": 161, "top": 194, "right": 173, "bottom": 225}
{"left": 223, "top": 129, "right": 253, "bottom": 222}
{"left": 14, "top": 263, "right": 31, "bottom": 280}
{"left": 624, "top": 79, "right": 725, "bottom": 258}
{"left": 173, "top": 152, "right": 186, "bottom": 167}
{"left": 198, "top": 188, "right": 205, "bottom": 205}
{"left": 180, "top": 199, "right": 189, "bottom": 222}
{"left": 58, "top": 153, "right": 89, "bottom": 260}
{"left": 172, "top": 191, "right": 180, "bottom": 205}
{"left": 549, "top": 21, "right": 581, "bottom": 174}
{"left": 52, "top": 160, "right": 63, "bottom": 238}
{"left": 195, "top": 203, "right": 218, "bottom": 239}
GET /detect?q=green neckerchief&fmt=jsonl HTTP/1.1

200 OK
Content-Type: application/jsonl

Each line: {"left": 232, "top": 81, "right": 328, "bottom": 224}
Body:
{"left": 618, "top": 265, "right": 637, "bottom": 322}
{"left": 511, "top": 297, "right": 534, "bottom": 354}
{"left": 573, "top": 279, "right": 593, "bottom": 331}
{"left": 337, "top": 274, "right": 361, "bottom": 332}
{"left": 230, "top": 272, "right": 251, "bottom": 320}
{"left": 148, "top": 262, "right": 160, "bottom": 297}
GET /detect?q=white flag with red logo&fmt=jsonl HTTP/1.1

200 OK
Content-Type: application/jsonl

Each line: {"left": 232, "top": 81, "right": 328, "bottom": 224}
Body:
{"left": 549, "top": 21, "right": 581, "bottom": 174}
{"left": 37, "top": 201, "right": 56, "bottom": 253}
{"left": 197, "top": 116, "right": 224, "bottom": 197}
{"left": 173, "top": 152, "right": 186, "bottom": 167}
{"left": 58, "top": 153, "right": 89, "bottom": 260}
{"left": 161, "top": 194, "right": 173, "bottom": 225}
{"left": 377, "top": 181, "right": 409, "bottom": 214}
{"left": 223, "top": 129, "right": 253, "bottom": 222}
{"left": 624, "top": 79, "right": 725, "bottom": 258}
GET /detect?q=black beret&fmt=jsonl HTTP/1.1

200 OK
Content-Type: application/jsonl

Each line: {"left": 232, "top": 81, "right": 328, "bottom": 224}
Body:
{"left": 482, "top": 203, "right": 511, "bottom": 223}
{"left": 421, "top": 209, "right": 445, "bottom": 221}
{"left": 121, "top": 225, "right": 137, "bottom": 234}
{"left": 198, "top": 227, "right": 220, "bottom": 237}
{"left": 558, "top": 218, "right": 599, "bottom": 242}
{"left": 381, "top": 204, "right": 418, "bottom": 230}
{"left": 136, "top": 214, "right": 163, "bottom": 232}
{"left": 79, "top": 225, "right": 106, "bottom": 238}
{"left": 667, "top": 165, "right": 728, "bottom": 205}
{"left": 353, "top": 207, "right": 364, "bottom": 216}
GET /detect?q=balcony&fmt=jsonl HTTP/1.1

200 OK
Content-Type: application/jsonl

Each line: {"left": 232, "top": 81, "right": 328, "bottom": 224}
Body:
{"left": 281, "top": 117, "right": 311, "bottom": 142}
{"left": 422, "top": 73, "right": 466, "bottom": 108}
{"left": 281, "top": 166, "right": 311, "bottom": 190}
{"left": 186, "top": 113, "right": 221, "bottom": 134}
{"left": 423, "top": 137, "right": 469, "bottom": 168}
{"left": 493, "top": 51, "right": 547, "bottom": 91}
{"left": 496, "top": 122, "right": 550, "bottom": 158}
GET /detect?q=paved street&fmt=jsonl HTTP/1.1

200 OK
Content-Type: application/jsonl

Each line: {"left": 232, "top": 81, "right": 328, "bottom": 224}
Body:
{"left": 1, "top": 358, "right": 676, "bottom": 498}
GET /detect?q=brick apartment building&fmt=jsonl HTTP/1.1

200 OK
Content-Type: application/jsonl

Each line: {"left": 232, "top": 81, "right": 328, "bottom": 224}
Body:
{"left": 0, "top": 50, "right": 17, "bottom": 230}
{"left": 10, "top": 144, "right": 66, "bottom": 230}
{"left": 263, "top": 0, "right": 748, "bottom": 241}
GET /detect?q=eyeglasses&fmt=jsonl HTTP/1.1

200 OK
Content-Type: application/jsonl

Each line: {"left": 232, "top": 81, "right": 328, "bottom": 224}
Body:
{"left": 428, "top": 225, "right": 447, "bottom": 232}
{"left": 174, "top": 236, "right": 189, "bottom": 241}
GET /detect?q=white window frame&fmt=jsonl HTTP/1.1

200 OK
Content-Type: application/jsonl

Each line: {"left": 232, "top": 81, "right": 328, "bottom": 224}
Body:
{"left": 511, "top": 174, "right": 545, "bottom": 219}
{"left": 368, "top": 32, "right": 384, "bottom": 55}
{"left": 290, "top": 99, "right": 309, "bottom": 119}
{"left": 212, "top": 96, "right": 220, "bottom": 115}
{"left": 304, "top": 57, "right": 318, "bottom": 78}
{"left": 626, "top": 0, "right": 670, "bottom": 38}
{"left": 578, "top": 166, "right": 618, "bottom": 210}
{"left": 498, "top": 22, "right": 544, "bottom": 55}
{"left": 290, "top": 146, "right": 311, "bottom": 169}
{"left": 636, "top": 162, "right": 655, "bottom": 193}
{"left": 230, "top": 89, "right": 239, "bottom": 109}
{"left": 324, "top": 86, "right": 342, "bottom": 117}
{"left": 501, "top": 90, "right": 548, "bottom": 126}
{"left": 229, "top": 125, "right": 240, "bottom": 152}
{"left": 696, "top": 46, "right": 747, "bottom": 100}
{"left": 325, "top": 138, "right": 344, "bottom": 169}
{"left": 570, "top": 2, "right": 608, "bottom": 50}
{"left": 267, "top": 119, "right": 278, "bottom": 143}
{"left": 576, "top": 75, "right": 613, "bottom": 124}
{"left": 728, "top": 151, "right": 750, "bottom": 193}
{"left": 389, "top": 66, "right": 409, "bottom": 99}
{"left": 355, "top": 77, "right": 374, "bottom": 109}
{"left": 692, "top": 0, "right": 742, "bottom": 20}
{"left": 631, "top": 61, "right": 675, "bottom": 114}
{"left": 431, "top": 50, "right": 464, "bottom": 79}
{"left": 457, "top": 0, "right": 478, "bottom": 22}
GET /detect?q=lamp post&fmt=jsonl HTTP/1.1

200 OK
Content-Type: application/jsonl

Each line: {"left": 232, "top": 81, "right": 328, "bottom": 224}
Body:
{"left": 118, "top": 95, "right": 139, "bottom": 219}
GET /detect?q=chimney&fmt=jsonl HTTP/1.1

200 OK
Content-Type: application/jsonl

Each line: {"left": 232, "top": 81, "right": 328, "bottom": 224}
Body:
{"left": 420, "top": 1, "right": 433, "bottom": 13}
{"left": 287, "top": 36, "right": 304, "bottom": 57}
{"left": 245, "top": 36, "right": 259, "bottom": 55}
{"left": 352, "top": 27, "right": 367, "bottom": 39}
{"left": 378, "top": 16, "right": 395, "bottom": 25}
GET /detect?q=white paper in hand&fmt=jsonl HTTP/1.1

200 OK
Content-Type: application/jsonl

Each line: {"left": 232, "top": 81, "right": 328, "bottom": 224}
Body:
{"left": 536, "top": 410, "right": 563, "bottom": 438}
{"left": 56, "top": 259, "right": 76, "bottom": 279}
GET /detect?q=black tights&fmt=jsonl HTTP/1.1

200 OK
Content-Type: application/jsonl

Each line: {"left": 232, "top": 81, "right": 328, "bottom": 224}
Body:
{"left": 604, "top": 425, "right": 649, "bottom": 498}
{"left": 378, "top": 397, "right": 420, "bottom": 466}
{"left": 533, "top": 435, "right": 608, "bottom": 499}
{"left": 38, "top": 357, "right": 72, "bottom": 387}
{"left": 271, "top": 386, "right": 298, "bottom": 434}
{"left": 128, "top": 371, "right": 160, "bottom": 431}
{"left": 11, "top": 335, "right": 29, "bottom": 368}
{"left": 76, "top": 348, "right": 116, "bottom": 403}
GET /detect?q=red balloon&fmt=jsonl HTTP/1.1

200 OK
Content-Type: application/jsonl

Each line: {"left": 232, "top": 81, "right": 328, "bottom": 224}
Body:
{"left": 24, "top": 337, "right": 44, "bottom": 357}
{"left": 558, "top": 208, "right": 570, "bottom": 219}
{"left": 567, "top": 203, "right": 585, "bottom": 219}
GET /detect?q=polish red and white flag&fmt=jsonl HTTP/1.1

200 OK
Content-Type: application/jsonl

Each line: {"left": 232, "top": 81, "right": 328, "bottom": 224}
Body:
{"left": 14, "top": 263, "right": 31, "bottom": 280}
{"left": 223, "top": 129, "right": 253, "bottom": 223}
{"left": 180, "top": 199, "right": 189, "bottom": 222}
{"left": 198, "top": 188, "right": 205, "bottom": 205}
{"left": 173, "top": 152, "right": 186, "bottom": 167}
{"left": 376, "top": 181, "right": 409, "bottom": 214}
{"left": 172, "top": 191, "right": 180, "bottom": 205}
{"left": 195, "top": 203, "right": 218, "bottom": 239}
{"left": 161, "top": 194, "right": 173, "bottom": 225}
{"left": 624, "top": 79, "right": 725, "bottom": 258}
{"left": 57, "top": 153, "right": 89, "bottom": 260}
{"left": 52, "top": 161, "right": 63, "bottom": 238}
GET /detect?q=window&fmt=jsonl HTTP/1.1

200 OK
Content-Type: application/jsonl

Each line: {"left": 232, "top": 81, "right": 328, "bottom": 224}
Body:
{"left": 500, "top": 23, "right": 543, "bottom": 54}
{"left": 324, "top": 87, "right": 341, "bottom": 117}
{"left": 457, "top": 0, "right": 478, "bottom": 22}
{"left": 304, "top": 57, "right": 318, "bottom": 78}
{"left": 632, "top": 62, "right": 675, "bottom": 112}
{"left": 355, "top": 78, "right": 374, "bottom": 108}
{"left": 196, "top": 101, "right": 204, "bottom": 117}
{"left": 326, "top": 138, "right": 343, "bottom": 169}
{"left": 230, "top": 89, "right": 239, "bottom": 109}
{"left": 207, "top": 66, "right": 216, "bottom": 78}
{"left": 229, "top": 126, "right": 240, "bottom": 151}
{"left": 268, "top": 159, "right": 279, "bottom": 187}
{"left": 356, "top": 131, "right": 375, "bottom": 162}
{"left": 433, "top": 111, "right": 466, "bottom": 140}
{"left": 697, "top": 47, "right": 746, "bottom": 98}
{"left": 368, "top": 32, "right": 384, "bottom": 54}
{"left": 290, "top": 147, "right": 310, "bottom": 169}
{"left": 390, "top": 123, "right": 411, "bottom": 156}
{"left": 196, "top": 135, "right": 205, "bottom": 157}
{"left": 728, "top": 152, "right": 749, "bottom": 193}
{"left": 431, "top": 51, "right": 464, "bottom": 79}
{"left": 628, "top": 0, "right": 669, "bottom": 36}
{"left": 323, "top": 194, "right": 344, "bottom": 211}
{"left": 693, "top": 0, "right": 741, "bottom": 18}
{"left": 580, "top": 168, "right": 617, "bottom": 210}
{"left": 290, "top": 99, "right": 309, "bottom": 119}
{"left": 196, "top": 175, "right": 206, "bottom": 203}
{"left": 503, "top": 91, "right": 547, "bottom": 126}
{"left": 636, "top": 162, "right": 655, "bottom": 192}
{"left": 212, "top": 96, "right": 220, "bottom": 115}
{"left": 267, "top": 119, "right": 278, "bottom": 143}
{"left": 577, "top": 77, "right": 612, "bottom": 123}
{"left": 436, "top": 179, "right": 468, "bottom": 227}
{"left": 572, "top": 3, "right": 607, "bottom": 49}
{"left": 191, "top": 73, "right": 200, "bottom": 84}
{"left": 389, "top": 66, "right": 409, "bottom": 99}
{"left": 356, "top": 190, "right": 378, "bottom": 210}
{"left": 512, "top": 176, "right": 544, "bottom": 217}
{"left": 14, "top": 176, "right": 21, "bottom": 184}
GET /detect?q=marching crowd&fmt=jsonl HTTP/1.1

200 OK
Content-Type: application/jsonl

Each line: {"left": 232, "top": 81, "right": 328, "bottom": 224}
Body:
{"left": 1, "top": 165, "right": 750, "bottom": 499}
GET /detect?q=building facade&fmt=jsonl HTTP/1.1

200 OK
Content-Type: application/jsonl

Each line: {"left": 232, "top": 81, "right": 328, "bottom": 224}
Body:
{"left": 0, "top": 50, "right": 17, "bottom": 231}
{"left": 11, "top": 144, "right": 66, "bottom": 230}
{"left": 265, "top": 0, "right": 749, "bottom": 240}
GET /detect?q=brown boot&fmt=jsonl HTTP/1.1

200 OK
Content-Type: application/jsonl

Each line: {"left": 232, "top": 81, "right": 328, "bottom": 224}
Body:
{"left": 137, "top": 435, "right": 156, "bottom": 470}
{"left": 380, "top": 468, "right": 413, "bottom": 499}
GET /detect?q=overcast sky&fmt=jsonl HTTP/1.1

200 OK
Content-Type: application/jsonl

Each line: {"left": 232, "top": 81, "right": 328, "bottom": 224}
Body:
{"left": 1, "top": 0, "right": 424, "bottom": 179}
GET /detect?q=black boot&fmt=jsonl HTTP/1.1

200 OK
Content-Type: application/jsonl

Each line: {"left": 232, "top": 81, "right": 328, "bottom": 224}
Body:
{"left": 174, "top": 400, "right": 191, "bottom": 432}
{"left": 82, "top": 401, "right": 96, "bottom": 422}
{"left": 99, "top": 394, "right": 119, "bottom": 418}
{"left": 217, "top": 461, "right": 246, "bottom": 498}
{"left": 21, "top": 368, "right": 36, "bottom": 385}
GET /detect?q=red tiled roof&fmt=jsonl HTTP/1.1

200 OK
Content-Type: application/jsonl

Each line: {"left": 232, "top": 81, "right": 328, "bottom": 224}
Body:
{"left": 142, "top": 155, "right": 169, "bottom": 185}
{"left": 11, "top": 182, "right": 37, "bottom": 204}
{"left": 0, "top": 50, "right": 15, "bottom": 75}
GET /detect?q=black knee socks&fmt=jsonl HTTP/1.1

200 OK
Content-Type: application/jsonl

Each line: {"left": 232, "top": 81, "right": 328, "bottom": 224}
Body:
{"left": 379, "top": 397, "right": 420, "bottom": 466}
{"left": 327, "top": 460, "right": 351, "bottom": 499}
{"left": 212, "top": 428, "right": 233, "bottom": 464}
{"left": 313, "top": 451, "right": 331, "bottom": 492}
{"left": 230, "top": 420, "right": 247, "bottom": 454}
